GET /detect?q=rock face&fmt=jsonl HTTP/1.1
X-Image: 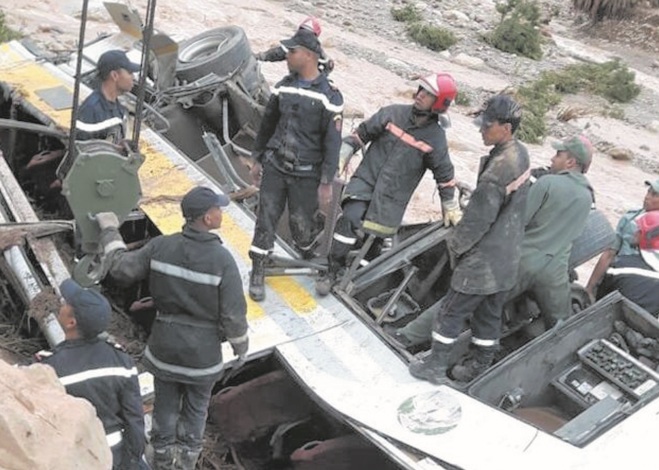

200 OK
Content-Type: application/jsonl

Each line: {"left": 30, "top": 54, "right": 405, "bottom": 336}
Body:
{"left": 0, "top": 360, "right": 112, "bottom": 470}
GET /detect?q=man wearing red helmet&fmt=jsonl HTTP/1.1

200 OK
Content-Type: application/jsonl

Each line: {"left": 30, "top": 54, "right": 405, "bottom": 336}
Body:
{"left": 598, "top": 211, "right": 659, "bottom": 317}
{"left": 316, "top": 73, "right": 460, "bottom": 291}
{"left": 255, "top": 16, "right": 334, "bottom": 74}
{"left": 586, "top": 179, "right": 659, "bottom": 299}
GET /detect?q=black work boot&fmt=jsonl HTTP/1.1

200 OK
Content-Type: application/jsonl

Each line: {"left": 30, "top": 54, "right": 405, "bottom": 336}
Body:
{"left": 249, "top": 255, "right": 266, "bottom": 301}
{"left": 383, "top": 324, "right": 415, "bottom": 349}
{"left": 408, "top": 341, "right": 452, "bottom": 384}
{"left": 153, "top": 445, "right": 178, "bottom": 470}
{"left": 450, "top": 344, "right": 497, "bottom": 383}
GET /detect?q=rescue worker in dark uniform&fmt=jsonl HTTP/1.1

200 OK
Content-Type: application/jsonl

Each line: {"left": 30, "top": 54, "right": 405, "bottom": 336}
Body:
{"left": 77, "top": 49, "right": 140, "bottom": 142}
{"left": 94, "top": 187, "right": 249, "bottom": 470}
{"left": 255, "top": 16, "right": 334, "bottom": 74}
{"left": 599, "top": 210, "right": 659, "bottom": 317}
{"left": 43, "top": 279, "right": 145, "bottom": 470}
{"left": 409, "top": 94, "right": 530, "bottom": 385}
{"left": 318, "top": 73, "right": 461, "bottom": 290}
{"left": 248, "top": 27, "right": 343, "bottom": 301}
{"left": 586, "top": 179, "right": 659, "bottom": 299}
{"left": 391, "top": 135, "right": 594, "bottom": 355}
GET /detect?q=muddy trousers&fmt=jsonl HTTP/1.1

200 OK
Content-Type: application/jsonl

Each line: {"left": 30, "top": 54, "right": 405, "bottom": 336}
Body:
{"left": 250, "top": 161, "right": 321, "bottom": 257}
{"left": 506, "top": 254, "right": 570, "bottom": 329}
{"left": 151, "top": 377, "right": 214, "bottom": 469}
{"left": 329, "top": 199, "right": 382, "bottom": 268}
{"left": 433, "top": 288, "right": 508, "bottom": 345}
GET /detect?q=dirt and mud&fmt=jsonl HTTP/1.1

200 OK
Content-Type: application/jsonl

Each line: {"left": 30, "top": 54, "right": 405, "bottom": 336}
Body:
{"left": 0, "top": 0, "right": 657, "bottom": 310}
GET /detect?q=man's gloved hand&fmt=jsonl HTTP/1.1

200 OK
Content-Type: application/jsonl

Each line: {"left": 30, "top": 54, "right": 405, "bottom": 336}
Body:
{"left": 95, "top": 212, "right": 121, "bottom": 230}
{"left": 338, "top": 142, "right": 356, "bottom": 174}
{"left": 254, "top": 51, "right": 266, "bottom": 61}
{"left": 317, "top": 182, "right": 333, "bottom": 216}
{"left": 231, "top": 338, "right": 249, "bottom": 360}
{"left": 442, "top": 200, "right": 463, "bottom": 227}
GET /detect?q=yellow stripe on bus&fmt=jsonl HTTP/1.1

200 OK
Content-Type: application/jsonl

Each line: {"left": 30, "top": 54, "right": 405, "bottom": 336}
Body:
{"left": 138, "top": 145, "right": 317, "bottom": 316}
{"left": 0, "top": 45, "right": 73, "bottom": 128}
{"left": 0, "top": 48, "right": 318, "bottom": 316}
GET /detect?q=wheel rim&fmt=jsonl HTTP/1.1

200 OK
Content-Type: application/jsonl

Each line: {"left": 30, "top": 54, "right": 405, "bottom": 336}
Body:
{"left": 179, "top": 35, "right": 230, "bottom": 63}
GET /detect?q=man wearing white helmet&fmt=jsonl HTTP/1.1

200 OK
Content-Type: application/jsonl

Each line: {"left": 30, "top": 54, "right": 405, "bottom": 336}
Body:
{"left": 255, "top": 16, "right": 334, "bottom": 74}
{"left": 317, "top": 73, "right": 461, "bottom": 292}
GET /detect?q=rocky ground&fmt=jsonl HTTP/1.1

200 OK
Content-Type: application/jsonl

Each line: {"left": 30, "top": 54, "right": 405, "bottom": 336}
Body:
{"left": 2, "top": 0, "right": 659, "bottom": 274}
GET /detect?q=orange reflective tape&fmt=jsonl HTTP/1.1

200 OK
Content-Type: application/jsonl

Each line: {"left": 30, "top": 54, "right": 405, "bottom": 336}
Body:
{"left": 505, "top": 168, "right": 531, "bottom": 195}
{"left": 385, "top": 122, "right": 433, "bottom": 154}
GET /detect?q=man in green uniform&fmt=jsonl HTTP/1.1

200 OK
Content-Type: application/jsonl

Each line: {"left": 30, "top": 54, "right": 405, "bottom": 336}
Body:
{"left": 392, "top": 135, "right": 594, "bottom": 359}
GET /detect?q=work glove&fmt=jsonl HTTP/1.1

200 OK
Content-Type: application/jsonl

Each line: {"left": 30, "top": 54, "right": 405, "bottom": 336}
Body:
{"left": 230, "top": 337, "right": 249, "bottom": 361}
{"left": 95, "top": 212, "right": 121, "bottom": 230}
{"left": 442, "top": 199, "right": 463, "bottom": 227}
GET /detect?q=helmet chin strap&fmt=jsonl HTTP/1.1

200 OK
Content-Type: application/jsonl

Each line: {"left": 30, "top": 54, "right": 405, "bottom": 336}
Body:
{"left": 412, "top": 105, "right": 436, "bottom": 118}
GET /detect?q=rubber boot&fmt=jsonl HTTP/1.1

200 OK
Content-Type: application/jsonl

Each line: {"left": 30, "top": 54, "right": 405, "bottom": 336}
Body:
{"left": 249, "top": 255, "right": 266, "bottom": 301}
{"left": 408, "top": 341, "right": 453, "bottom": 384}
{"left": 153, "top": 445, "right": 178, "bottom": 470}
{"left": 177, "top": 447, "right": 202, "bottom": 470}
{"left": 450, "top": 344, "right": 497, "bottom": 383}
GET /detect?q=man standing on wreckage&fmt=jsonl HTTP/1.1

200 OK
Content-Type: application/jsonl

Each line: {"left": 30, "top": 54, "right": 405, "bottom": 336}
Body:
{"left": 315, "top": 73, "right": 463, "bottom": 292}
{"left": 410, "top": 94, "right": 531, "bottom": 385}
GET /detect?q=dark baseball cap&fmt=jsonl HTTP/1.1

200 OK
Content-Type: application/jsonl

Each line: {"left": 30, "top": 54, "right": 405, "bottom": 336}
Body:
{"left": 473, "top": 94, "right": 522, "bottom": 128}
{"left": 281, "top": 29, "right": 322, "bottom": 55}
{"left": 60, "top": 279, "right": 111, "bottom": 338}
{"left": 552, "top": 135, "right": 593, "bottom": 171}
{"left": 181, "top": 186, "right": 230, "bottom": 221}
{"left": 97, "top": 50, "right": 140, "bottom": 77}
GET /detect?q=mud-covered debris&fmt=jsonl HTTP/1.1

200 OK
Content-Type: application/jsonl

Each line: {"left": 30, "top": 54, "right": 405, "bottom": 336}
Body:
{"left": 0, "top": 229, "right": 26, "bottom": 252}
{"left": 28, "top": 287, "right": 60, "bottom": 322}
{"left": 0, "top": 222, "right": 74, "bottom": 252}
{"left": 106, "top": 305, "right": 148, "bottom": 361}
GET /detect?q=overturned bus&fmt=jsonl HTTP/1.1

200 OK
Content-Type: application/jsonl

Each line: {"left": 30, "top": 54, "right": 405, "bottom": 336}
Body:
{"left": 0, "top": 3, "right": 658, "bottom": 469}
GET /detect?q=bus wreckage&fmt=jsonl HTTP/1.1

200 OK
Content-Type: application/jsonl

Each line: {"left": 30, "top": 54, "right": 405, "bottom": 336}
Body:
{"left": 0, "top": 3, "right": 658, "bottom": 469}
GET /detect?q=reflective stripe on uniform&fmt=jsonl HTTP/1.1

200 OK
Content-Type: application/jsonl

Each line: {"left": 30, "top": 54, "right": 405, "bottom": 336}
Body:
{"left": 471, "top": 337, "right": 499, "bottom": 347}
{"left": 228, "top": 333, "right": 249, "bottom": 344}
{"left": 249, "top": 245, "right": 271, "bottom": 256}
{"left": 150, "top": 260, "right": 221, "bottom": 286}
{"left": 385, "top": 122, "right": 433, "bottom": 154}
{"left": 273, "top": 86, "right": 344, "bottom": 114}
{"left": 144, "top": 346, "right": 224, "bottom": 377}
{"left": 608, "top": 267, "right": 659, "bottom": 281}
{"left": 432, "top": 332, "right": 457, "bottom": 345}
{"left": 76, "top": 117, "right": 123, "bottom": 133}
{"left": 104, "top": 240, "right": 127, "bottom": 255}
{"left": 59, "top": 366, "right": 138, "bottom": 387}
{"left": 505, "top": 168, "right": 531, "bottom": 195}
{"left": 106, "top": 430, "right": 122, "bottom": 448}
{"left": 333, "top": 233, "right": 357, "bottom": 245}
{"left": 362, "top": 219, "right": 397, "bottom": 236}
